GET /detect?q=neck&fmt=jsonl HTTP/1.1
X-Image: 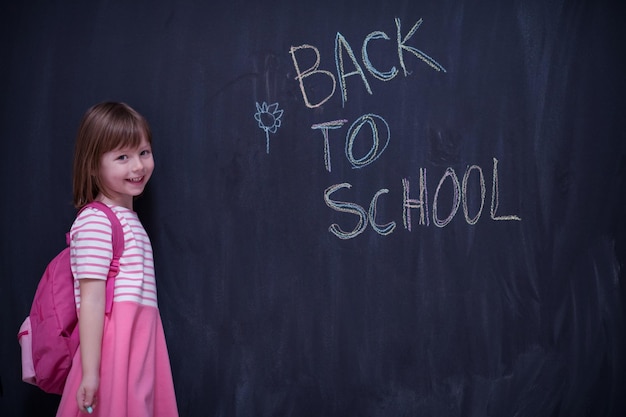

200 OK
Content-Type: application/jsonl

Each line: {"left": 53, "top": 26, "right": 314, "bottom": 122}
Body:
{"left": 96, "top": 194, "right": 133, "bottom": 210}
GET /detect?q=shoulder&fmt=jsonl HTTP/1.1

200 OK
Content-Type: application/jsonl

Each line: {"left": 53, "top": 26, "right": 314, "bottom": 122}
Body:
{"left": 72, "top": 206, "right": 113, "bottom": 234}
{"left": 109, "top": 206, "right": 145, "bottom": 236}
{"left": 72, "top": 205, "right": 147, "bottom": 238}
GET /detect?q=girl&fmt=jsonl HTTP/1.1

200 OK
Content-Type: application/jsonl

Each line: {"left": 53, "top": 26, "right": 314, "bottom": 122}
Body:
{"left": 56, "top": 102, "right": 179, "bottom": 416}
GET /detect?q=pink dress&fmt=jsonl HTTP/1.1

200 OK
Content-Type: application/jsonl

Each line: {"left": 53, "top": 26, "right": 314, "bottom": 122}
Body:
{"left": 56, "top": 205, "right": 178, "bottom": 417}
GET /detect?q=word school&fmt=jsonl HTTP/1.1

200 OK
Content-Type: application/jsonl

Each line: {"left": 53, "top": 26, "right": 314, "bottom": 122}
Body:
{"left": 324, "top": 158, "right": 521, "bottom": 240}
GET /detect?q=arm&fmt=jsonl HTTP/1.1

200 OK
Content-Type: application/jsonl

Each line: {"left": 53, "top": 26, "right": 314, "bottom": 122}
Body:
{"left": 76, "top": 278, "right": 106, "bottom": 413}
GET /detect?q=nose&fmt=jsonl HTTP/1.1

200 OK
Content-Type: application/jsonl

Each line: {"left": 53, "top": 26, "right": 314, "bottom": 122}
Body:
{"left": 131, "top": 156, "right": 144, "bottom": 171}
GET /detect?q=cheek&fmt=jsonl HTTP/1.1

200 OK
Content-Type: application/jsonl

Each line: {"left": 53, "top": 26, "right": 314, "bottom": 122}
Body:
{"left": 98, "top": 164, "right": 114, "bottom": 182}
{"left": 145, "top": 158, "right": 155, "bottom": 175}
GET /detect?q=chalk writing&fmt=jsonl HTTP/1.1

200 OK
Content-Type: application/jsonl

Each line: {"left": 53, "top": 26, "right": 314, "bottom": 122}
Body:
{"left": 369, "top": 188, "right": 397, "bottom": 235}
{"left": 310, "top": 114, "right": 390, "bottom": 171}
{"left": 288, "top": 44, "right": 336, "bottom": 108}
{"left": 394, "top": 18, "right": 447, "bottom": 76}
{"left": 432, "top": 167, "right": 461, "bottom": 227}
{"left": 311, "top": 120, "right": 348, "bottom": 172}
{"left": 284, "top": 17, "right": 521, "bottom": 238}
{"left": 345, "top": 114, "right": 390, "bottom": 169}
{"left": 490, "top": 158, "right": 521, "bottom": 221}
{"left": 324, "top": 183, "right": 368, "bottom": 239}
{"left": 289, "top": 18, "right": 446, "bottom": 108}
{"left": 323, "top": 183, "right": 396, "bottom": 239}
{"left": 402, "top": 169, "right": 429, "bottom": 229}
{"left": 402, "top": 158, "right": 520, "bottom": 231}
{"left": 325, "top": 158, "right": 520, "bottom": 239}
{"left": 462, "top": 165, "right": 486, "bottom": 225}
{"left": 362, "top": 30, "right": 398, "bottom": 81}
{"left": 335, "top": 32, "right": 373, "bottom": 106}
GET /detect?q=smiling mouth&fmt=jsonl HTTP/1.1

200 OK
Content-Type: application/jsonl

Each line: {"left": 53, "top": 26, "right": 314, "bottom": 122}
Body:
{"left": 127, "top": 176, "right": 144, "bottom": 183}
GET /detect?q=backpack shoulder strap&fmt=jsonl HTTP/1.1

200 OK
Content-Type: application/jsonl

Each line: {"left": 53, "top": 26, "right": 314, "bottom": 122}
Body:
{"left": 83, "top": 201, "right": 124, "bottom": 258}
{"left": 80, "top": 201, "right": 124, "bottom": 314}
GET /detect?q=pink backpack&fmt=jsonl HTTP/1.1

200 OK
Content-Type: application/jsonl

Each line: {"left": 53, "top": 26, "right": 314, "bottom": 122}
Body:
{"left": 17, "top": 201, "right": 124, "bottom": 395}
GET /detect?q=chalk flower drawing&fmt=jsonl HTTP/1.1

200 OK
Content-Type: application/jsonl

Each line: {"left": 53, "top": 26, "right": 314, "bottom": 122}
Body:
{"left": 254, "top": 101, "right": 283, "bottom": 153}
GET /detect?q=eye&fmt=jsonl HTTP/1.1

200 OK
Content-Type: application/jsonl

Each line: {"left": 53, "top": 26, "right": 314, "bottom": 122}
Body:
{"left": 116, "top": 154, "right": 129, "bottom": 161}
{"left": 140, "top": 149, "right": 152, "bottom": 157}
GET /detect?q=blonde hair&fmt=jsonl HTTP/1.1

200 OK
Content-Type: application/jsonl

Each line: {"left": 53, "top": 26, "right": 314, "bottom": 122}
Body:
{"left": 72, "top": 102, "right": 152, "bottom": 208}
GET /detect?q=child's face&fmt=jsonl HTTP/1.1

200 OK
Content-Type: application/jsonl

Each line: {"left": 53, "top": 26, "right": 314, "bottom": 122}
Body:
{"left": 98, "top": 135, "right": 154, "bottom": 209}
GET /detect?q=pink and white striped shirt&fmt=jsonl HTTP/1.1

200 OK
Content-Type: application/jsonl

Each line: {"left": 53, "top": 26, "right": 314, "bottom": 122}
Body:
{"left": 70, "top": 205, "right": 158, "bottom": 309}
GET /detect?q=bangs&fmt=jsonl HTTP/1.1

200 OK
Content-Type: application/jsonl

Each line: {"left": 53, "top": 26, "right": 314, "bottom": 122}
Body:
{"left": 98, "top": 108, "right": 152, "bottom": 152}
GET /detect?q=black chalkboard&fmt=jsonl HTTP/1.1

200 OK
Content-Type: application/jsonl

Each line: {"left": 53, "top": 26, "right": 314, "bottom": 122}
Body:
{"left": 1, "top": 1, "right": 625, "bottom": 416}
